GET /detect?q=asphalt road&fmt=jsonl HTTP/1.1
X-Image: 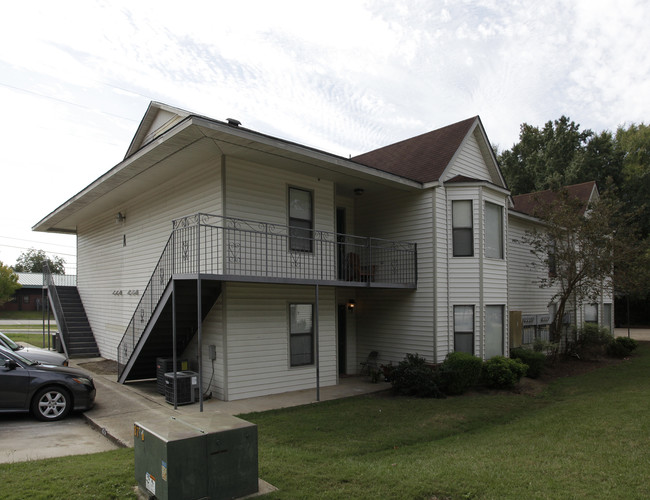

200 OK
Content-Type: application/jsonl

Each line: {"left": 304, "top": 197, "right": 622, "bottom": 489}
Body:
{"left": 0, "top": 412, "right": 118, "bottom": 464}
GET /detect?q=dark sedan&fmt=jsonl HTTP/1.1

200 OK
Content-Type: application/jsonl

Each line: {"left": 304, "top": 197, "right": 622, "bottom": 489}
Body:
{"left": 0, "top": 346, "right": 96, "bottom": 421}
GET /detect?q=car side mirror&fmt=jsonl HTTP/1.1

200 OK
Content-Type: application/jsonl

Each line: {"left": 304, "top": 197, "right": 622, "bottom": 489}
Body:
{"left": 4, "top": 359, "right": 18, "bottom": 370}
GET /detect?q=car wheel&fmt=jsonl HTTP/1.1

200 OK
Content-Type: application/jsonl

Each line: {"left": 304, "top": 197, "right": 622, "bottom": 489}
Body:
{"left": 31, "top": 386, "right": 72, "bottom": 421}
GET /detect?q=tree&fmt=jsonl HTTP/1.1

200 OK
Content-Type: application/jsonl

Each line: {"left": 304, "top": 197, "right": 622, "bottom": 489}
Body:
{"left": 0, "top": 261, "right": 21, "bottom": 305}
{"left": 13, "top": 248, "right": 66, "bottom": 274}
{"left": 616, "top": 123, "right": 650, "bottom": 238}
{"left": 522, "top": 188, "right": 639, "bottom": 347}
{"left": 499, "top": 116, "right": 596, "bottom": 195}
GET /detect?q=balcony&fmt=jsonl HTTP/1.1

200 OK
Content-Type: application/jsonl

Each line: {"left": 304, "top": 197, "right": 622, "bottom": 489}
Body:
{"left": 170, "top": 213, "right": 417, "bottom": 288}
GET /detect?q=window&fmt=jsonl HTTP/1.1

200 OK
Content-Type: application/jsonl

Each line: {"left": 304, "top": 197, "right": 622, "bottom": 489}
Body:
{"left": 452, "top": 200, "right": 473, "bottom": 257}
{"left": 289, "top": 304, "right": 314, "bottom": 366}
{"left": 485, "top": 305, "right": 504, "bottom": 358}
{"left": 485, "top": 202, "right": 503, "bottom": 259}
{"left": 289, "top": 187, "right": 313, "bottom": 252}
{"left": 454, "top": 305, "right": 474, "bottom": 354}
{"left": 585, "top": 303, "right": 598, "bottom": 324}
{"left": 603, "top": 303, "right": 612, "bottom": 333}
{"left": 548, "top": 240, "right": 557, "bottom": 277}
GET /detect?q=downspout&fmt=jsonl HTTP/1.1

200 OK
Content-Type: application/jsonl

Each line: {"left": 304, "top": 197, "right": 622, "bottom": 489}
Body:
{"left": 478, "top": 188, "right": 485, "bottom": 359}
{"left": 431, "top": 187, "right": 438, "bottom": 363}
{"left": 315, "top": 284, "right": 320, "bottom": 402}
{"left": 197, "top": 222, "right": 203, "bottom": 412}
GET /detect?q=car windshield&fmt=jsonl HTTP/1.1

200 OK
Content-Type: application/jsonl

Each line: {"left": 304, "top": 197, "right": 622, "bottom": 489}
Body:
{"left": 0, "top": 331, "right": 20, "bottom": 350}
{"left": 1, "top": 347, "right": 38, "bottom": 366}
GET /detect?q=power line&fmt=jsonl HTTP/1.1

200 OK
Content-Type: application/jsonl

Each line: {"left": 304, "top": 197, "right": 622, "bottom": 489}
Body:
{"left": 0, "top": 235, "right": 75, "bottom": 249}
{"left": 0, "top": 81, "right": 141, "bottom": 123}
{"left": 0, "top": 243, "right": 76, "bottom": 258}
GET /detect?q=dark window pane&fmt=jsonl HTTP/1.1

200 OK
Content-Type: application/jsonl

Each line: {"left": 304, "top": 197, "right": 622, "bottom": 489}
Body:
{"left": 454, "top": 333, "right": 474, "bottom": 354}
{"left": 453, "top": 228, "right": 473, "bottom": 256}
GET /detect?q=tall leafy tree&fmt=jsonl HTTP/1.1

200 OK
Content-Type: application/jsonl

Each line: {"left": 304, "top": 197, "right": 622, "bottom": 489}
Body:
{"left": 616, "top": 123, "right": 650, "bottom": 238}
{"left": 13, "top": 248, "right": 66, "bottom": 274}
{"left": 0, "top": 261, "right": 21, "bottom": 305}
{"left": 522, "top": 188, "right": 640, "bottom": 347}
{"left": 499, "top": 116, "right": 595, "bottom": 195}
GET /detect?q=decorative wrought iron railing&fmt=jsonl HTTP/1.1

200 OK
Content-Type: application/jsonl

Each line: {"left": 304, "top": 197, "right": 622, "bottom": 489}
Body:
{"left": 117, "top": 213, "right": 417, "bottom": 379}
{"left": 43, "top": 263, "right": 69, "bottom": 358}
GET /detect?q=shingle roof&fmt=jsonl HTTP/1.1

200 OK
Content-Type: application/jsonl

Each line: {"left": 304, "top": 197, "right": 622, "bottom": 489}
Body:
{"left": 351, "top": 116, "right": 478, "bottom": 183}
{"left": 511, "top": 181, "right": 597, "bottom": 217}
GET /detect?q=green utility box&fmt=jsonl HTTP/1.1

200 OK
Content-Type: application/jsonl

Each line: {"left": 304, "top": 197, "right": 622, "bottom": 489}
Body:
{"left": 134, "top": 414, "right": 258, "bottom": 500}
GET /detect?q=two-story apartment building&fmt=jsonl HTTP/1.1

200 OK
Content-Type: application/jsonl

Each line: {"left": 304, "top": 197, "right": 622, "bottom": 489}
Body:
{"left": 33, "top": 102, "right": 611, "bottom": 401}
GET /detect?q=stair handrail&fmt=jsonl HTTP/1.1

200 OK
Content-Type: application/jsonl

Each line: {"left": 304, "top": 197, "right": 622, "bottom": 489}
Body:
{"left": 43, "top": 262, "right": 70, "bottom": 359}
{"left": 117, "top": 229, "right": 180, "bottom": 380}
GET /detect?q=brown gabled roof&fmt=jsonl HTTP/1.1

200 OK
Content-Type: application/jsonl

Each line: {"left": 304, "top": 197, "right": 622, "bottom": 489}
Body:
{"left": 351, "top": 116, "right": 478, "bottom": 183}
{"left": 511, "top": 181, "right": 598, "bottom": 217}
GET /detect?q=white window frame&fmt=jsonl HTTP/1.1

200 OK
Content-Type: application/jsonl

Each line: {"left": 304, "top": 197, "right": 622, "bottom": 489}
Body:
{"left": 289, "top": 303, "right": 314, "bottom": 367}
{"left": 485, "top": 305, "right": 505, "bottom": 358}
{"left": 485, "top": 202, "right": 504, "bottom": 259}
{"left": 288, "top": 187, "right": 313, "bottom": 252}
{"left": 454, "top": 305, "right": 475, "bottom": 354}
{"left": 452, "top": 200, "right": 474, "bottom": 257}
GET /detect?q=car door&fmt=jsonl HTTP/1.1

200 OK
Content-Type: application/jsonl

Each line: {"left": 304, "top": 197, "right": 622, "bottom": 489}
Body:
{"left": 0, "top": 352, "right": 31, "bottom": 410}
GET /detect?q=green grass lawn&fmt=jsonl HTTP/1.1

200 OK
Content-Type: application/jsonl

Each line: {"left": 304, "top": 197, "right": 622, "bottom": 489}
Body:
{"left": 0, "top": 311, "right": 54, "bottom": 320}
{"left": 1, "top": 346, "right": 649, "bottom": 499}
{"left": 4, "top": 332, "right": 56, "bottom": 347}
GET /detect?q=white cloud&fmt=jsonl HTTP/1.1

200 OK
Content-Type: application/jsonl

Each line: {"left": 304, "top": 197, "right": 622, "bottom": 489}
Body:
{"left": 0, "top": 0, "right": 649, "bottom": 264}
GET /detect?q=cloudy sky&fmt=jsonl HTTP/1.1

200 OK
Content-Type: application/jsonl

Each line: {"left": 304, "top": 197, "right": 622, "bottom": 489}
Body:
{"left": 1, "top": 0, "right": 648, "bottom": 273}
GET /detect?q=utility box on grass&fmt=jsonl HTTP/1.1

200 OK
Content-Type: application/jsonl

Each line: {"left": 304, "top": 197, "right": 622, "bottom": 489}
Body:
{"left": 134, "top": 414, "right": 258, "bottom": 500}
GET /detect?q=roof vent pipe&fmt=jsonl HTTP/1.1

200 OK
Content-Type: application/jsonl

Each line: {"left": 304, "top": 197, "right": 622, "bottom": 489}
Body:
{"left": 226, "top": 118, "right": 241, "bottom": 127}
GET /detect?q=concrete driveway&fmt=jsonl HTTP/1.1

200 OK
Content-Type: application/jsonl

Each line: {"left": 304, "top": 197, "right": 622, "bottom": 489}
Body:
{"left": 0, "top": 412, "right": 118, "bottom": 464}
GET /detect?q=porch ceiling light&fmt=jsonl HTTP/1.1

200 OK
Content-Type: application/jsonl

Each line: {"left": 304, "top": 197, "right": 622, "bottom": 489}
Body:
{"left": 116, "top": 212, "right": 126, "bottom": 223}
{"left": 354, "top": 188, "right": 364, "bottom": 196}
{"left": 347, "top": 299, "right": 356, "bottom": 312}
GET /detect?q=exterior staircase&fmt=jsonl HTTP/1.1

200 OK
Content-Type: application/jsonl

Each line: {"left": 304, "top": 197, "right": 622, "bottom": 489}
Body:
{"left": 43, "top": 263, "right": 100, "bottom": 359}
{"left": 54, "top": 286, "right": 100, "bottom": 358}
{"left": 119, "top": 278, "right": 222, "bottom": 382}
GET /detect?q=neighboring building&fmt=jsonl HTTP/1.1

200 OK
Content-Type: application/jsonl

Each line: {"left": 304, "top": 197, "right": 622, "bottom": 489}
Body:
{"left": 32, "top": 102, "right": 611, "bottom": 401}
{"left": 0, "top": 273, "right": 75, "bottom": 312}
{"left": 508, "top": 181, "right": 614, "bottom": 343}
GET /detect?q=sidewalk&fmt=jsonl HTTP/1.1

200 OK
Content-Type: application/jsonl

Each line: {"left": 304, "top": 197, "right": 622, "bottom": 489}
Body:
{"left": 70, "top": 357, "right": 390, "bottom": 449}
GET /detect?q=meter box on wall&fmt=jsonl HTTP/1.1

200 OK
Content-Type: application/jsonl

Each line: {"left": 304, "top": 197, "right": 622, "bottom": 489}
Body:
{"left": 134, "top": 414, "right": 258, "bottom": 500}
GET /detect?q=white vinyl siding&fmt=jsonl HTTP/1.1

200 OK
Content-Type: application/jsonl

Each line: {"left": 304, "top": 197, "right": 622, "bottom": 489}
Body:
{"left": 506, "top": 215, "right": 559, "bottom": 316}
{"left": 77, "top": 154, "right": 221, "bottom": 359}
{"left": 444, "top": 130, "right": 493, "bottom": 182}
{"left": 224, "top": 283, "right": 336, "bottom": 401}
{"left": 355, "top": 189, "right": 435, "bottom": 367}
{"left": 224, "top": 157, "right": 336, "bottom": 281}
{"left": 224, "top": 157, "right": 334, "bottom": 233}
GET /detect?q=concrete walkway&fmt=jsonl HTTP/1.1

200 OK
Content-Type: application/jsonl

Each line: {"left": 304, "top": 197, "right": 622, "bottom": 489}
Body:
{"left": 70, "top": 357, "right": 390, "bottom": 449}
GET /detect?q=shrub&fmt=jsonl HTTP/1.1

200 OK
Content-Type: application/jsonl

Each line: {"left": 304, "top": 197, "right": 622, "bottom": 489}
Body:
{"left": 510, "top": 347, "right": 546, "bottom": 379}
{"left": 607, "top": 336, "right": 639, "bottom": 358}
{"left": 483, "top": 356, "right": 528, "bottom": 389}
{"left": 438, "top": 352, "right": 483, "bottom": 395}
{"left": 576, "top": 323, "right": 614, "bottom": 359}
{"left": 390, "top": 353, "right": 445, "bottom": 398}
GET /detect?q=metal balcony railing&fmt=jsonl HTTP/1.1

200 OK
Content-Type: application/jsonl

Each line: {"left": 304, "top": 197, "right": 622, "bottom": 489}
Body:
{"left": 117, "top": 213, "right": 417, "bottom": 379}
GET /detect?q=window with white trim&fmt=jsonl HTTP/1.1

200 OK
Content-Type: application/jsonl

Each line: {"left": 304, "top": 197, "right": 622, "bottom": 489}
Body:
{"left": 289, "top": 187, "right": 313, "bottom": 252}
{"left": 289, "top": 304, "right": 314, "bottom": 366}
{"left": 585, "top": 303, "right": 598, "bottom": 324}
{"left": 452, "top": 200, "right": 473, "bottom": 257}
{"left": 454, "top": 305, "right": 474, "bottom": 354}
{"left": 485, "top": 202, "right": 503, "bottom": 259}
{"left": 485, "top": 305, "right": 504, "bottom": 358}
